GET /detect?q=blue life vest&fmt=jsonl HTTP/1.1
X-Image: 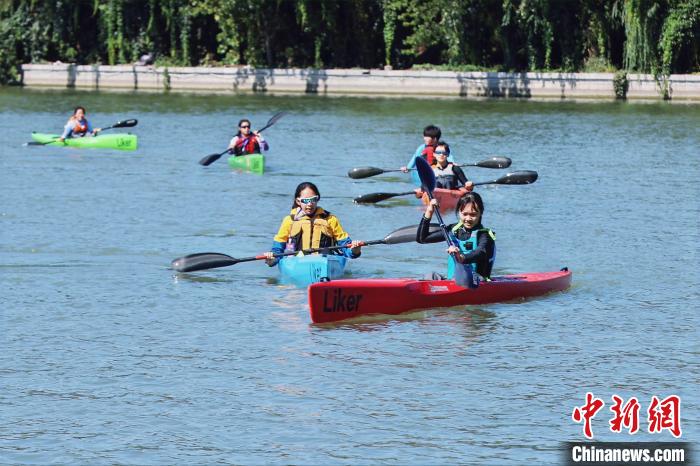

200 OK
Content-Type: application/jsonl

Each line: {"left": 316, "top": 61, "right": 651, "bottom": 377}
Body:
{"left": 446, "top": 223, "right": 496, "bottom": 280}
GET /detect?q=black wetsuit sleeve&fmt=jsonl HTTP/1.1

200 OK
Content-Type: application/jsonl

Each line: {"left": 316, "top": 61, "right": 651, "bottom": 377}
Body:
{"left": 453, "top": 165, "right": 468, "bottom": 186}
{"left": 417, "top": 217, "right": 453, "bottom": 243}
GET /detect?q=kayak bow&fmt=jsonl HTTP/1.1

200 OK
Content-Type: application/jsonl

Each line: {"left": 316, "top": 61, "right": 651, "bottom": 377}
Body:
{"left": 279, "top": 254, "right": 348, "bottom": 287}
{"left": 228, "top": 153, "right": 265, "bottom": 174}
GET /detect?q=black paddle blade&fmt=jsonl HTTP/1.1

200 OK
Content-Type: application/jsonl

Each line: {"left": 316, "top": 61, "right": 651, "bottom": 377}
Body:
{"left": 199, "top": 151, "right": 228, "bottom": 166}
{"left": 353, "top": 191, "right": 415, "bottom": 204}
{"left": 496, "top": 170, "right": 538, "bottom": 185}
{"left": 171, "top": 252, "right": 238, "bottom": 272}
{"left": 382, "top": 224, "right": 443, "bottom": 244}
{"left": 347, "top": 166, "right": 386, "bottom": 179}
{"left": 113, "top": 119, "right": 138, "bottom": 128}
{"left": 415, "top": 156, "right": 436, "bottom": 193}
{"left": 257, "top": 111, "right": 287, "bottom": 133}
{"left": 267, "top": 111, "right": 287, "bottom": 126}
{"left": 474, "top": 156, "right": 512, "bottom": 169}
{"left": 453, "top": 260, "right": 479, "bottom": 289}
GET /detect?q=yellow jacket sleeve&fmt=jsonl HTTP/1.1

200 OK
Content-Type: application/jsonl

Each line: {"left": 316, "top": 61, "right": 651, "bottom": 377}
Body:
{"left": 273, "top": 216, "right": 293, "bottom": 243}
{"left": 328, "top": 215, "right": 350, "bottom": 242}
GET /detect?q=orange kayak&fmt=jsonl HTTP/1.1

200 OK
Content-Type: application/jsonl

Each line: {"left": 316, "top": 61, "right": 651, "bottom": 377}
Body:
{"left": 414, "top": 187, "right": 468, "bottom": 213}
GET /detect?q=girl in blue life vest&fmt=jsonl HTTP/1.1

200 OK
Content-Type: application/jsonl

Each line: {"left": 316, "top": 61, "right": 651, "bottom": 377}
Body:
{"left": 263, "top": 182, "right": 363, "bottom": 266}
{"left": 228, "top": 118, "right": 269, "bottom": 156}
{"left": 416, "top": 192, "right": 496, "bottom": 280}
{"left": 58, "top": 106, "right": 101, "bottom": 142}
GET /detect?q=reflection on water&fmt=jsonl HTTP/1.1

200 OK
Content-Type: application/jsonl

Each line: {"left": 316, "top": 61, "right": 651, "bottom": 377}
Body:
{"left": 172, "top": 273, "right": 237, "bottom": 284}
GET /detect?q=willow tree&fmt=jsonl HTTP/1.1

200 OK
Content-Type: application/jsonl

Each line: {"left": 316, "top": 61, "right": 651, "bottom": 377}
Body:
{"left": 659, "top": 0, "right": 700, "bottom": 75}
{"left": 619, "top": 0, "right": 669, "bottom": 72}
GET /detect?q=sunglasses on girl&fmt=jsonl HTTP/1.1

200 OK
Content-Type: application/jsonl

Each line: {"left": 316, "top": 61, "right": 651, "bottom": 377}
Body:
{"left": 240, "top": 125, "right": 250, "bottom": 129}
{"left": 298, "top": 195, "right": 319, "bottom": 205}
{"left": 434, "top": 150, "right": 448, "bottom": 155}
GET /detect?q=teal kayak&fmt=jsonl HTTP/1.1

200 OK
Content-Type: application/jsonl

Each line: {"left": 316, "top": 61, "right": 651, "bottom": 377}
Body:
{"left": 278, "top": 254, "right": 348, "bottom": 287}
{"left": 227, "top": 153, "right": 265, "bottom": 174}
{"left": 31, "top": 132, "right": 138, "bottom": 151}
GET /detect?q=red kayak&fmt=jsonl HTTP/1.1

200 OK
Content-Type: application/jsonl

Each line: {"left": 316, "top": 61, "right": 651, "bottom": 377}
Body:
{"left": 414, "top": 188, "right": 467, "bottom": 213}
{"left": 308, "top": 269, "right": 572, "bottom": 324}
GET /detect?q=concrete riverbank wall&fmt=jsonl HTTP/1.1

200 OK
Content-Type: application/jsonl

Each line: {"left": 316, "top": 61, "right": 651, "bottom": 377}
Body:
{"left": 20, "top": 63, "right": 700, "bottom": 100}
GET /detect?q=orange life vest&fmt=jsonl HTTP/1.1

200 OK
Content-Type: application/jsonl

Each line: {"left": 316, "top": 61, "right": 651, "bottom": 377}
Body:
{"left": 73, "top": 118, "right": 88, "bottom": 136}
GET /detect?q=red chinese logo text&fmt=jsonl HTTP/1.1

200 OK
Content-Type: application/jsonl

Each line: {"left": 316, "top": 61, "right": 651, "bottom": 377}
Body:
{"left": 609, "top": 395, "right": 640, "bottom": 434}
{"left": 572, "top": 394, "right": 682, "bottom": 439}
{"left": 572, "top": 392, "right": 605, "bottom": 439}
{"left": 648, "top": 395, "right": 682, "bottom": 438}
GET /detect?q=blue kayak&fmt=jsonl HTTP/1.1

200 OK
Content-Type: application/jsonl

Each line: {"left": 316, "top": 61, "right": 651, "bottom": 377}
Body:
{"left": 278, "top": 254, "right": 348, "bottom": 287}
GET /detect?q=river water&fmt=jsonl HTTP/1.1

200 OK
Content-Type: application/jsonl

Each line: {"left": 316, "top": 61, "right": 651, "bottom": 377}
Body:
{"left": 1, "top": 88, "right": 698, "bottom": 465}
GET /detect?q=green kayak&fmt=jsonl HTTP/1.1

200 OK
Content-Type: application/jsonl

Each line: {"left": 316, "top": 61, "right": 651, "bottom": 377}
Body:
{"left": 227, "top": 153, "right": 264, "bottom": 174}
{"left": 31, "top": 132, "right": 138, "bottom": 151}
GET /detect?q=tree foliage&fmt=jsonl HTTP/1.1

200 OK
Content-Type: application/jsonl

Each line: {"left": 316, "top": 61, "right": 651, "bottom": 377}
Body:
{"left": 0, "top": 0, "right": 697, "bottom": 84}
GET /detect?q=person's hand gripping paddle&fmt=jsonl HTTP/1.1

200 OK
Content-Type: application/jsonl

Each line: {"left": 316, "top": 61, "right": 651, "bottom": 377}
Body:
{"left": 415, "top": 156, "right": 479, "bottom": 289}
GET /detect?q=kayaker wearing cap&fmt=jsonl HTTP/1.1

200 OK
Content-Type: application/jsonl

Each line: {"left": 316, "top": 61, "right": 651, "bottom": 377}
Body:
{"left": 417, "top": 192, "right": 496, "bottom": 280}
{"left": 228, "top": 118, "right": 269, "bottom": 156}
{"left": 58, "top": 106, "right": 101, "bottom": 142}
{"left": 400, "top": 125, "right": 454, "bottom": 173}
{"left": 264, "top": 182, "right": 363, "bottom": 266}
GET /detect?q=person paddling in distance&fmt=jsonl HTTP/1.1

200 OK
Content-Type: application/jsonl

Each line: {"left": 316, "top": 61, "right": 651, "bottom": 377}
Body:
{"left": 414, "top": 141, "right": 474, "bottom": 205}
{"left": 431, "top": 141, "right": 474, "bottom": 191}
{"left": 264, "top": 182, "right": 363, "bottom": 266}
{"left": 228, "top": 118, "right": 269, "bottom": 156}
{"left": 400, "top": 124, "right": 454, "bottom": 173}
{"left": 417, "top": 192, "right": 496, "bottom": 281}
{"left": 58, "top": 106, "right": 101, "bottom": 142}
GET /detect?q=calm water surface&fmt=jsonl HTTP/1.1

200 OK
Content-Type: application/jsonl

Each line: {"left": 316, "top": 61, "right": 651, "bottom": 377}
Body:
{"left": 1, "top": 88, "right": 698, "bottom": 465}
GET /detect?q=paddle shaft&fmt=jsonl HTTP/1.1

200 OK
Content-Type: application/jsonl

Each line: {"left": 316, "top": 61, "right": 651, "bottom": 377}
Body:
{"left": 265, "top": 239, "right": 382, "bottom": 262}
{"left": 415, "top": 155, "right": 477, "bottom": 288}
{"left": 347, "top": 157, "right": 512, "bottom": 179}
{"left": 423, "top": 190, "right": 455, "bottom": 246}
{"left": 170, "top": 221, "right": 441, "bottom": 273}
{"left": 354, "top": 170, "right": 537, "bottom": 204}
{"left": 173, "top": 239, "right": 384, "bottom": 272}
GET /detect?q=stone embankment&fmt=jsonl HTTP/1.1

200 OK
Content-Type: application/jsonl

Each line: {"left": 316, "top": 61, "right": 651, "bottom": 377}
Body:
{"left": 20, "top": 63, "right": 700, "bottom": 100}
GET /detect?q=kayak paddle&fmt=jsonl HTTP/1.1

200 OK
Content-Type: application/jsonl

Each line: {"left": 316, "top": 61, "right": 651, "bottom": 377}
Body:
{"left": 348, "top": 156, "right": 512, "bottom": 179}
{"left": 198, "top": 111, "right": 287, "bottom": 166}
{"left": 353, "top": 170, "right": 538, "bottom": 204}
{"left": 100, "top": 118, "right": 138, "bottom": 131}
{"left": 25, "top": 118, "right": 139, "bottom": 146}
{"left": 415, "top": 156, "right": 478, "bottom": 289}
{"left": 171, "top": 223, "right": 443, "bottom": 273}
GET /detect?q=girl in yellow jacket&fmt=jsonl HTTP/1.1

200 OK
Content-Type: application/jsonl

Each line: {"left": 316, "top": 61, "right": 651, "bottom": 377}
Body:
{"left": 264, "top": 182, "right": 362, "bottom": 266}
